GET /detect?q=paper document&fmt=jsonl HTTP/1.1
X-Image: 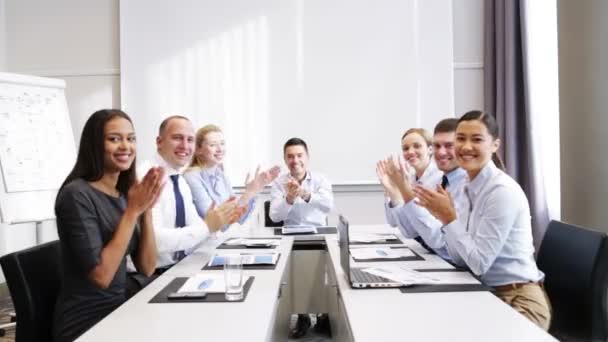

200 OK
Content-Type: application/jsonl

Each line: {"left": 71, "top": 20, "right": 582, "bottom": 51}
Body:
{"left": 362, "top": 266, "right": 480, "bottom": 286}
{"left": 282, "top": 225, "right": 318, "bottom": 234}
{"left": 208, "top": 253, "right": 279, "bottom": 267}
{"left": 178, "top": 274, "right": 251, "bottom": 293}
{"left": 350, "top": 247, "right": 415, "bottom": 260}
{"left": 361, "top": 266, "right": 442, "bottom": 286}
{"left": 224, "top": 238, "right": 280, "bottom": 247}
{"left": 350, "top": 233, "right": 398, "bottom": 243}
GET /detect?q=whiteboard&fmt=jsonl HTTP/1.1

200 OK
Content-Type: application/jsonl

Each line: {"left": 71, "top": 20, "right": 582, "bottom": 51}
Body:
{"left": 0, "top": 72, "right": 76, "bottom": 223}
{"left": 120, "top": 0, "right": 453, "bottom": 185}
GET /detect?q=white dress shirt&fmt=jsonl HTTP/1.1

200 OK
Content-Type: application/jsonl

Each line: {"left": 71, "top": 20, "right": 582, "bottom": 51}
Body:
{"left": 140, "top": 154, "right": 210, "bottom": 268}
{"left": 393, "top": 167, "right": 468, "bottom": 261}
{"left": 269, "top": 171, "right": 333, "bottom": 226}
{"left": 443, "top": 161, "right": 544, "bottom": 287}
{"left": 384, "top": 160, "right": 443, "bottom": 233}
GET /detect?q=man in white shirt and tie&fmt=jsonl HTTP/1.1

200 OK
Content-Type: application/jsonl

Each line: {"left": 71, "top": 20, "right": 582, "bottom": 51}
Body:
{"left": 378, "top": 118, "right": 467, "bottom": 262}
{"left": 127, "top": 116, "right": 239, "bottom": 295}
{"left": 269, "top": 137, "right": 334, "bottom": 338}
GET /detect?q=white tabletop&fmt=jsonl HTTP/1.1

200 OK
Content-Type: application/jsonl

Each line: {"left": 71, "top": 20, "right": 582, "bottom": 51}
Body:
{"left": 326, "top": 225, "right": 557, "bottom": 342}
{"left": 77, "top": 224, "right": 557, "bottom": 342}
{"left": 77, "top": 227, "right": 293, "bottom": 342}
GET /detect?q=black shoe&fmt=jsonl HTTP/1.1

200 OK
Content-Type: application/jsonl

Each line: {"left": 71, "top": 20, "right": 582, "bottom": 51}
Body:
{"left": 289, "top": 314, "right": 311, "bottom": 339}
{"left": 314, "top": 313, "right": 331, "bottom": 337}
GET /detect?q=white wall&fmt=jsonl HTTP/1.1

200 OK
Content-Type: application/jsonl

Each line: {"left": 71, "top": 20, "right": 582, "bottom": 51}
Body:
{"left": 0, "top": 0, "right": 120, "bottom": 281}
{"left": 453, "top": 0, "right": 484, "bottom": 115}
{"left": 0, "top": 0, "right": 486, "bottom": 272}
{"left": 558, "top": 0, "right": 608, "bottom": 231}
{"left": 0, "top": 0, "right": 5, "bottom": 70}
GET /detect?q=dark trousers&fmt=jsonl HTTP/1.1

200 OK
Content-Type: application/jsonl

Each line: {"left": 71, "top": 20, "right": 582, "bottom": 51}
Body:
{"left": 125, "top": 267, "right": 170, "bottom": 299}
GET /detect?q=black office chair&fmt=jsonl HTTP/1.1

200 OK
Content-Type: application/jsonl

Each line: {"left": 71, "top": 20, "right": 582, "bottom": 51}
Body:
{"left": 537, "top": 220, "right": 608, "bottom": 342}
{"left": 0, "top": 240, "right": 62, "bottom": 342}
{"left": 264, "top": 200, "right": 284, "bottom": 227}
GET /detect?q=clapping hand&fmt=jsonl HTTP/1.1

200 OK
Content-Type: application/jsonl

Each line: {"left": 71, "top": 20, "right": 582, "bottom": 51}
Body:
{"left": 384, "top": 155, "right": 411, "bottom": 192}
{"left": 127, "top": 166, "right": 165, "bottom": 215}
{"left": 244, "top": 165, "right": 281, "bottom": 194}
{"left": 413, "top": 185, "right": 457, "bottom": 225}
{"left": 205, "top": 197, "right": 239, "bottom": 232}
{"left": 285, "top": 178, "right": 300, "bottom": 204}
{"left": 376, "top": 159, "right": 401, "bottom": 203}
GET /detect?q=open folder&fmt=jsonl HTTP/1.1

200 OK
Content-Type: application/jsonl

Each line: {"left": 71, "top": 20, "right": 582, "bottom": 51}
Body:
{"left": 207, "top": 253, "right": 280, "bottom": 267}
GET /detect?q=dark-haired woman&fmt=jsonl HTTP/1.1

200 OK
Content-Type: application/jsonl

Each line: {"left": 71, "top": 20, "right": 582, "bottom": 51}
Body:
{"left": 53, "top": 109, "right": 164, "bottom": 342}
{"left": 414, "top": 110, "right": 551, "bottom": 330}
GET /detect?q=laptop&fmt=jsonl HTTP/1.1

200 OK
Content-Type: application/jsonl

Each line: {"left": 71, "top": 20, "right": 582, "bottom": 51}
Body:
{"left": 337, "top": 215, "right": 404, "bottom": 288}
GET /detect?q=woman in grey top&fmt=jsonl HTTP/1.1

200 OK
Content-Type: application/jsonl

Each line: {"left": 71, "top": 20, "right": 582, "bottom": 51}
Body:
{"left": 53, "top": 109, "right": 164, "bottom": 342}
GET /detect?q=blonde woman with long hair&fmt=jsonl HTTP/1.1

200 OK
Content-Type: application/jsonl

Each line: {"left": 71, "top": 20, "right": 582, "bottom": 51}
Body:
{"left": 183, "top": 124, "right": 279, "bottom": 230}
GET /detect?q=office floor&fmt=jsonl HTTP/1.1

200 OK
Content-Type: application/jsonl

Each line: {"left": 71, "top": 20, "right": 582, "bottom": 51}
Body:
{"left": 0, "top": 291, "right": 15, "bottom": 341}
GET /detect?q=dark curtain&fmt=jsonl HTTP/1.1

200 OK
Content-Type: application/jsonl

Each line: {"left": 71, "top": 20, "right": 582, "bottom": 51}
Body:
{"left": 484, "top": 0, "right": 550, "bottom": 251}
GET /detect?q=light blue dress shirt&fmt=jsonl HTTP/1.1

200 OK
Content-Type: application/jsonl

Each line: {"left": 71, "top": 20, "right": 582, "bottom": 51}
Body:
{"left": 384, "top": 160, "right": 443, "bottom": 232}
{"left": 392, "top": 167, "right": 468, "bottom": 261}
{"left": 443, "top": 161, "right": 544, "bottom": 287}
{"left": 183, "top": 166, "right": 255, "bottom": 230}
{"left": 269, "top": 171, "right": 333, "bottom": 227}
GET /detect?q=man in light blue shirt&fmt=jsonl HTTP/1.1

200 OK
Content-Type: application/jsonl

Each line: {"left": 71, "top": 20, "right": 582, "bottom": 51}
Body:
{"left": 269, "top": 137, "right": 334, "bottom": 338}
{"left": 378, "top": 118, "right": 467, "bottom": 262}
{"left": 269, "top": 138, "right": 333, "bottom": 227}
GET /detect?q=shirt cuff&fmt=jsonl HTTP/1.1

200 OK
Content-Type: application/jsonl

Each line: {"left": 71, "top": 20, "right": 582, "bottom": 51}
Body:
{"left": 443, "top": 219, "right": 465, "bottom": 246}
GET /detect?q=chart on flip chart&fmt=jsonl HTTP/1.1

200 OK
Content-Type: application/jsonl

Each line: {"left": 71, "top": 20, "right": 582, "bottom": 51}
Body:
{"left": 0, "top": 72, "right": 76, "bottom": 223}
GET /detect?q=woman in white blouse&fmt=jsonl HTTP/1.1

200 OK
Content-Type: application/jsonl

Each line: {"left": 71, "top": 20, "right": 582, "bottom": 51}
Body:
{"left": 414, "top": 110, "right": 551, "bottom": 330}
{"left": 378, "top": 128, "right": 442, "bottom": 235}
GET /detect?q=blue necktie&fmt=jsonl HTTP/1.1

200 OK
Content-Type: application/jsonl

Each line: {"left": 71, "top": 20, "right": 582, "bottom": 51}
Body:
{"left": 441, "top": 175, "right": 449, "bottom": 189}
{"left": 170, "top": 175, "right": 186, "bottom": 261}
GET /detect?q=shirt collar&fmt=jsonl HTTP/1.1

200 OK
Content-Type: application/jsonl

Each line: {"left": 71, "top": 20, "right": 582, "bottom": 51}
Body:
{"left": 416, "top": 160, "right": 438, "bottom": 184}
{"left": 466, "top": 161, "right": 497, "bottom": 200}
{"left": 290, "top": 170, "right": 311, "bottom": 184}
{"left": 201, "top": 165, "right": 222, "bottom": 180}
{"left": 445, "top": 167, "right": 467, "bottom": 187}
{"left": 281, "top": 170, "right": 312, "bottom": 184}
{"left": 155, "top": 153, "right": 184, "bottom": 176}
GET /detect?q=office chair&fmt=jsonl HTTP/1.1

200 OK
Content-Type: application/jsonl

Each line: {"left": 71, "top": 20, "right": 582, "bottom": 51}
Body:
{"left": 264, "top": 200, "right": 284, "bottom": 227}
{"left": 537, "top": 220, "right": 608, "bottom": 342}
{"left": 0, "top": 240, "right": 62, "bottom": 342}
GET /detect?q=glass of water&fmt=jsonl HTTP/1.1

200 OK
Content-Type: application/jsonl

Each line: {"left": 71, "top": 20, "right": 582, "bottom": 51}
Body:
{"left": 224, "top": 254, "right": 244, "bottom": 301}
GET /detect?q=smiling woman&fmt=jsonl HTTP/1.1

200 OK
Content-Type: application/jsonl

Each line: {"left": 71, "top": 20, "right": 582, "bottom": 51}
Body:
{"left": 183, "top": 124, "right": 280, "bottom": 231}
{"left": 414, "top": 110, "right": 552, "bottom": 331}
{"left": 53, "top": 109, "right": 163, "bottom": 342}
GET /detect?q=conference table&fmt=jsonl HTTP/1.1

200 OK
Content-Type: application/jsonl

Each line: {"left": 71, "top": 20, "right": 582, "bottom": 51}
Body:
{"left": 77, "top": 224, "right": 556, "bottom": 342}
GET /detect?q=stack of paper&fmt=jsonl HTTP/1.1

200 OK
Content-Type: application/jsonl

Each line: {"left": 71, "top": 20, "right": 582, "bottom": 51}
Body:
{"left": 208, "top": 253, "right": 279, "bottom": 267}
{"left": 281, "top": 225, "right": 318, "bottom": 234}
{"left": 350, "top": 247, "right": 415, "bottom": 260}
{"left": 178, "top": 273, "right": 252, "bottom": 293}
{"left": 350, "top": 233, "right": 398, "bottom": 243}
